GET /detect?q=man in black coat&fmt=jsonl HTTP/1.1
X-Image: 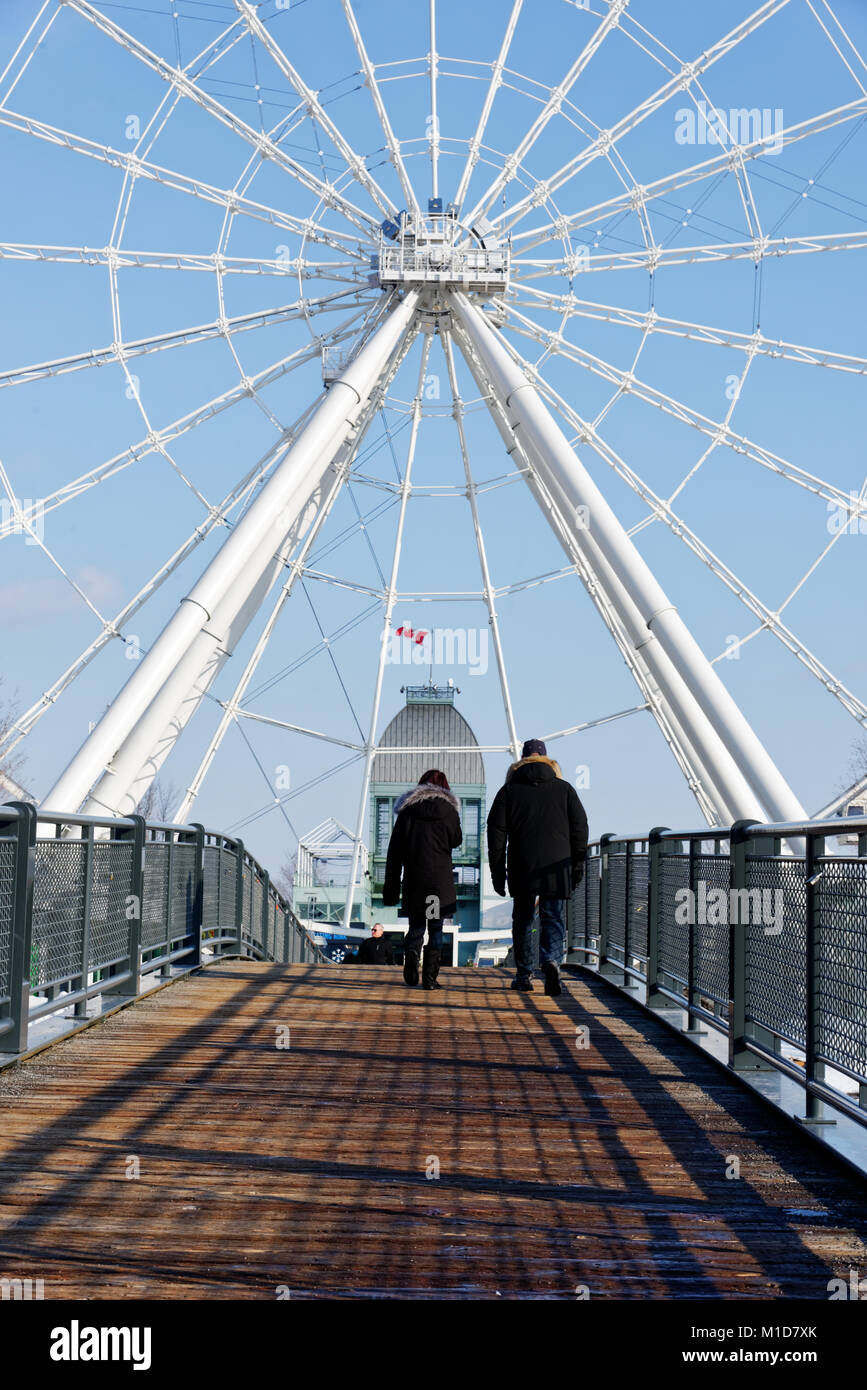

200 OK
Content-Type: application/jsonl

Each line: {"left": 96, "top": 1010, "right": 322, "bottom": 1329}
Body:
{"left": 356, "top": 922, "right": 395, "bottom": 965}
{"left": 487, "top": 738, "right": 588, "bottom": 995}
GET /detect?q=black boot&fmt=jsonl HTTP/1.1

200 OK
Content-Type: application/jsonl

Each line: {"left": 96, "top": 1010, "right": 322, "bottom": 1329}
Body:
{"left": 403, "top": 947, "right": 419, "bottom": 986}
{"left": 543, "top": 963, "right": 562, "bottom": 996}
{"left": 422, "top": 945, "right": 442, "bottom": 990}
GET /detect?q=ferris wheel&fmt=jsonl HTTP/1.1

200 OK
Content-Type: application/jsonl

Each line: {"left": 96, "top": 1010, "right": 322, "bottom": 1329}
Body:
{"left": 1, "top": 0, "right": 866, "bottom": 885}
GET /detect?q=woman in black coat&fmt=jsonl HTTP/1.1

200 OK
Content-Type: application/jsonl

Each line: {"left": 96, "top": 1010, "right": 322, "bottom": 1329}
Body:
{"left": 382, "top": 769, "right": 462, "bottom": 990}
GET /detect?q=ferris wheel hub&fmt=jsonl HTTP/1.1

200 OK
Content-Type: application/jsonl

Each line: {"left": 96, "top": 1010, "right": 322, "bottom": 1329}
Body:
{"left": 373, "top": 209, "right": 509, "bottom": 297}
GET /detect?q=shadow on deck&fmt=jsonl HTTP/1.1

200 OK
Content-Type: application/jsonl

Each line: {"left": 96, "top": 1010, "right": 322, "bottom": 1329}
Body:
{"left": 0, "top": 961, "right": 865, "bottom": 1299}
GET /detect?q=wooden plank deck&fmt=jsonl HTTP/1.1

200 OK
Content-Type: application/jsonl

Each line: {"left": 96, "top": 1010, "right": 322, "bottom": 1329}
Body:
{"left": 1, "top": 961, "right": 866, "bottom": 1300}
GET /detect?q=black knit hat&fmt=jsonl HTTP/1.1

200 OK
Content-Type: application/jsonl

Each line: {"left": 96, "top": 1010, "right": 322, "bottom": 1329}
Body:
{"left": 521, "top": 738, "right": 547, "bottom": 758}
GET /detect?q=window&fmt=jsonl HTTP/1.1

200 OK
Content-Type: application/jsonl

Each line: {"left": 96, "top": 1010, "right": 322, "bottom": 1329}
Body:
{"left": 461, "top": 799, "right": 480, "bottom": 856}
{"left": 375, "top": 798, "right": 392, "bottom": 855}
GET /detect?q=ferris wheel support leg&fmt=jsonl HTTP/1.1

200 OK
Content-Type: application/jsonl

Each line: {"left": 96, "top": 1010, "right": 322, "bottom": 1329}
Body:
{"left": 41, "top": 290, "right": 420, "bottom": 817}
{"left": 454, "top": 318, "right": 735, "bottom": 826}
{"left": 451, "top": 291, "right": 807, "bottom": 825}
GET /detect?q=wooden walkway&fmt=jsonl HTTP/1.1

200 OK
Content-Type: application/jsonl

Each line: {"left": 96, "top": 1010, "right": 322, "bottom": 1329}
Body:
{"left": 1, "top": 961, "right": 866, "bottom": 1299}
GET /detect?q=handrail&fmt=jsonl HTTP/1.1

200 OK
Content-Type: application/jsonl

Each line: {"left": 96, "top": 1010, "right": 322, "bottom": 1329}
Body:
{"left": 0, "top": 800, "right": 327, "bottom": 1059}
{"left": 567, "top": 811, "right": 867, "bottom": 1136}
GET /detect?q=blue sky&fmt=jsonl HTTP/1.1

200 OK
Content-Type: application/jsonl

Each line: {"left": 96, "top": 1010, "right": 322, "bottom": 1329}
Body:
{"left": 1, "top": 0, "right": 866, "bottom": 879}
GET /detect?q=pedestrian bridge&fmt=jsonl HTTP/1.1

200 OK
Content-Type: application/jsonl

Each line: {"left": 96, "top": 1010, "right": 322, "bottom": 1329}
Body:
{"left": 1, "top": 802, "right": 867, "bottom": 1299}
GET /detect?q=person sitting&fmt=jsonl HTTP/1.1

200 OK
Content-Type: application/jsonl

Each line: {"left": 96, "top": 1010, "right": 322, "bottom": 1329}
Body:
{"left": 356, "top": 922, "right": 394, "bottom": 965}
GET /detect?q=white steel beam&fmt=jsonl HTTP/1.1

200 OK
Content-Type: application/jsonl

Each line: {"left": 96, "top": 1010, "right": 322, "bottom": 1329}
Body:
{"left": 42, "top": 290, "right": 419, "bottom": 816}
{"left": 451, "top": 291, "right": 806, "bottom": 824}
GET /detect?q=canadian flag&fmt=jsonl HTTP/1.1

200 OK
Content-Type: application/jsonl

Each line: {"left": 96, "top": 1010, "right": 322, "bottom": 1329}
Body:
{"left": 395, "top": 624, "right": 428, "bottom": 645}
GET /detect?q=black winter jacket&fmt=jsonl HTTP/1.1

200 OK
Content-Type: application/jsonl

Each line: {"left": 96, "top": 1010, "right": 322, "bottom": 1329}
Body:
{"left": 356, "top": 935, "right": 394, "bottom": 965}
{"left": 382, "top": 784, "right": 462, "bottom": 920}
{"left": 487, "top": 755, "right": 588, "bottom": 900}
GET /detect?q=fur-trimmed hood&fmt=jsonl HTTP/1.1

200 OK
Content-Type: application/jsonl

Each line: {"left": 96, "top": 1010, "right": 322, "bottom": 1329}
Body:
{"left": 506, "top": 754, "right": 562, "bottom": 783}
{"left": 394, "top": 783, "right": 461, "bottom": 815}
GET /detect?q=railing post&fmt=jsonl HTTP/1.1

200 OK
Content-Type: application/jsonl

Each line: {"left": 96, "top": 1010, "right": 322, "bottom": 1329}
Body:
{"left": 728, "top": 819, "right": 771, "bottom": 1070}
{"left": 598, "top": 832, "right": 616, "bottom": 976}
{"left": 104, "top": 815, "right": 145, "bottom": 999}
{"left": 646, "top": 827, "right": 670, "bottom": 1008}
{"left": 185, "top": 824, "right": 205, "bottom": 970}
{"left": 261, "top": 869, "right": 270, "bottom": 960}
{"left": 621, "top": 838, "right": 640, "bottom": 992}
{"left": 75, "top": 824, "right": 95, "bottom": 1015}
{"left": 234, "top": 839, "right": 245, "bottom": 957}
{"left": 801, "top": 826, "right": 835, "bottom": 1127}
{"left": 682, "top": 835, "right": 707, "bottom": 1037}
{"left": 282, "top": 906, "right": 290, "bottom": 965}
{"left": 1, "top": 803, "right": 36, "bottom": 1054}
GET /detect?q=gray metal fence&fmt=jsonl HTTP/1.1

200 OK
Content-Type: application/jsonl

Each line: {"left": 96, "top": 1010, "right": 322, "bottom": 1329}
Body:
{"left": 0, "top": 803, "right": 325, "bottom": 1056}
{"left": 566, "top": 814, "right": 867, "bottom": 1128}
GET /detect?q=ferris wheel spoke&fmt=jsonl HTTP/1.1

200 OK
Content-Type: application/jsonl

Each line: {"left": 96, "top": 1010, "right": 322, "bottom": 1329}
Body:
{"left": 452, "top": 0, "right": 522, "bottom": 212}
{"left": 0, "top": 288, "right": 376, "bottom": 391}
{"left": 0, "top": 408, "right": 325, "bottom": 759}
{"left": 511, "top": 227, "right": 867, "bottom": 278}
{"left": 509, "top": 286, "right": 867, "bottom": 375}
{"left": 0, "top": 243, "right": 365, "bottom": 281}
{"left": 339, "top": 0, "right": 421, "bottom": 217}
{"left": 0, "top": 0, "right": 58, "bottom": 108}
{"left": 540, "top": 703, "right": 650, "bottom": 745}
{"left": 526, "top": 359, "right": 867, "bottom": 729}
{"left": 0, "top": 459, "right": 112, "bottom": 630}
{"left": 0, "top": 109, "right": 366, "bottom": 260}
{"left": 232, "top": 0, "right": 396, "bottom": 219}
{"left": 510, "top": 96, "right": 867, "bottom": 255}
{"left": 463, "top": 0, "right": 627, "bottom": 232}
{"left": 492, "top": 0, "right": 793, "bottom": 239}
{"left": 0, "top": 313, "right": 367, "bottom": 537}
{"left": 503, "top": 305, "right": 860, "bottom": 511}
{"left": 805, "top": 1, "right": 867, "bottom": 95}
{"left": 442, "top": 331, "right": 519, "bottom": 756}
{"left": 64, "top": 0, "right": 379, "bottom": 238}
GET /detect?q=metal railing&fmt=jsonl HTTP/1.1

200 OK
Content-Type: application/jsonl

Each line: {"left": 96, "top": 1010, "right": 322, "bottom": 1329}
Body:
{"left": 566, "top": 814, "right": 867, "bottom": 1130}
{"left": 0, "top": 803, "right": 326, "bottom": 1056}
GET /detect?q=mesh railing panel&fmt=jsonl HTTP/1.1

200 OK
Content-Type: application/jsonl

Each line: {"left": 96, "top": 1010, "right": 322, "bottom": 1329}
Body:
{"left": 142, "top": 842, "right": 170, "bottom": 950}
{"left": 88, "top": 841, "right": 134, "bottom": 969}
{"left": 241, "top": 861, "right": 252, "bottom": 935}
{"left": 250, "top": 875, "right": 264, "bottom": 948}
{"left": 203, "top": 845, "right": 220, "bottom": 929}
{"left": 31, "top": 841, "right": 86, "bottom": 990}
{"left": 744, "top": 856, "right": 806, "bottom": 1048}
{"left": 220, "top": 847, "right": 237, "bottom": 934}
{"left": 694, "top": 853, "right": 731, "bottom": 1007}
{"left": 658, "top": 852, "right": 690, "bottom": 987}
{"left": 169, "top": 843, "right": 196, "bottom": 943}
{"left": 586, "top": 859, "right": 600, "bottom": 940}
{"left": 566, "top": 878, "right": 586, "bottom": 953}
{"left": 816, "top": 856, "right": 867, "bottom": 1081}
{"left": 606, "top": 850, "right": 627, "bottom": 952}
{"left": 628, "top": 852, "right": 649, "bottom": 960}
{"left": 0, "top": 839, "right": 15, "bottom": 1000}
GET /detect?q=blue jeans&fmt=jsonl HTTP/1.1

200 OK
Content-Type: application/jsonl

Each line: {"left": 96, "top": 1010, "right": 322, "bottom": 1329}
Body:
{"left": 511, "top": 895, "right": 565, "bottom": 979}
{"left": 405, "top": 915, "right": 444, "bottom": 953}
